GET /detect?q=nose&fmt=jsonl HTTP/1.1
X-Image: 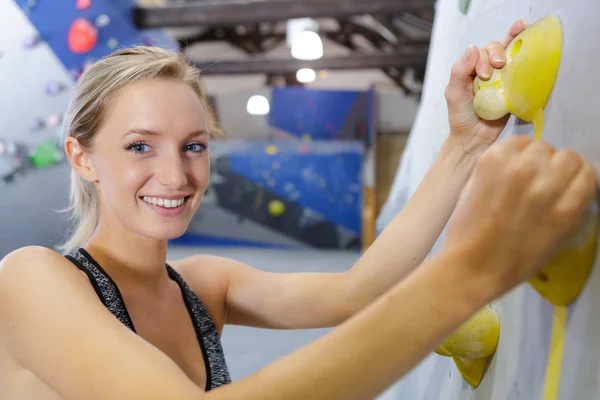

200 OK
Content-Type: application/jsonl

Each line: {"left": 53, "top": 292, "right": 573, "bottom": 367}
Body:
{"left": 155, "top": 150, "right": 188, "bottom": 188}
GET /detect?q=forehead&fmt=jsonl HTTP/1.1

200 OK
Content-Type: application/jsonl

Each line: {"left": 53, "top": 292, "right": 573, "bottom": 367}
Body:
{"left": 101, "top": 79, "right": 209, "bottom": 137}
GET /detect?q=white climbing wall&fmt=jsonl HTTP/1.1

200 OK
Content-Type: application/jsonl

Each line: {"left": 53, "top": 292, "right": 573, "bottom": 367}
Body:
{"left": 0, "top": 1, "right": 76, "bottom": 257}
{"left": 381, "top": 0, "right": 600, "bottom": 399}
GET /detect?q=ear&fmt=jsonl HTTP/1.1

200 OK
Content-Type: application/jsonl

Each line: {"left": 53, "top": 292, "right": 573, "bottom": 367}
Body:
{"left": 65, "top": 137, "right": 99, "bottom": 183}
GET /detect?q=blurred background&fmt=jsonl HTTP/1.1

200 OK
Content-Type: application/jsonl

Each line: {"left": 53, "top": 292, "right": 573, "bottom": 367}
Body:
{"left": 4, "top": 1, "right": 599, "bottom": 399}
{"left": 0, "top": 0, "right": 434, "bottom": 256}
{"left": 0, "top": 0, "right": 432, "bottom": 398}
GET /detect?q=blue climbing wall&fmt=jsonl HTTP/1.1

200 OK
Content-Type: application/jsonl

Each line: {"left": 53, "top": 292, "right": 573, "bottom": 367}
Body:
{"left": 13, "top": 0, "right": 176, "bottom": 75}
{"left": 180, "top": 88, "right": 372, "bottom": 250}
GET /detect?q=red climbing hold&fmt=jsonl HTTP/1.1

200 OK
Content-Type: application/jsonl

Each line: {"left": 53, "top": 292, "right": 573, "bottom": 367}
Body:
{"left": 68, "top": 18, "right": 98, "bottom": 54}
{"left": 76, "top": 0, "right": 91, "bottom": 10}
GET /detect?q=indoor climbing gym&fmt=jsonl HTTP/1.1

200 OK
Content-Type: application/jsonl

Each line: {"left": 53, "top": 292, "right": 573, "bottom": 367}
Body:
{"left": 0, "top": 0, "right": 598, "bottom": 399}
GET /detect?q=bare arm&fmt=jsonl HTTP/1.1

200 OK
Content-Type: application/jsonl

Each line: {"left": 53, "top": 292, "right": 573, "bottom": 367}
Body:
{"left": 3, "top": 136, "right": 594, "bottom": 400}
{"left": 0, "top": 245, "right": 491, "bottom": 400}
{"left": 216, "top": 21, "right": 531, "bottom": 330}
{"left": 341, "top": 19, "right": 530, "bottom": 315}
{"left": 212, "top": 247, "right": 489, "bottom": 400}
{"left": 217, "top": 139, "right": 475, "bottom": 329}
{"left": 342, "top": 136, "right": 477, "bottom": 317}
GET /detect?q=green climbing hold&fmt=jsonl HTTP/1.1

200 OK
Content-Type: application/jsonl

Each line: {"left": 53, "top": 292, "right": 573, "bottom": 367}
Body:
{"left": 459, "top": 0, "right": 471, "bottom": 14}
{"left": 30, "top": 140, "right": 62, "bottom": 168}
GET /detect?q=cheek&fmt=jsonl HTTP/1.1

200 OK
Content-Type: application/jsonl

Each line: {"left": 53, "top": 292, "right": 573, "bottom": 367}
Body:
{"left": 98, "top": 161, "right": 149, "bottom": 198}
{"left": 192, "top": 157, "right": 210, "bottom": 188}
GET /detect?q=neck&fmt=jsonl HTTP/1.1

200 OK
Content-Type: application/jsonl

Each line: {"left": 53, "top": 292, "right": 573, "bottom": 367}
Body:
{"left": 84, "top": 218, "right": 170, "bottom": 292}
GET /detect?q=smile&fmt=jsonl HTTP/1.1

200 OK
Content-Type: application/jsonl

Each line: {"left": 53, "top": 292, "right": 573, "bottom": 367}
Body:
{"left": 142, "top": 196, "right": 188, "bottom": 209}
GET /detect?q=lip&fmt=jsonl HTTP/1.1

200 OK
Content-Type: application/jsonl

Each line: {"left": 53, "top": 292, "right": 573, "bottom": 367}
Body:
{"left": 140, "top": 196, "right": 190, "bottom": 217}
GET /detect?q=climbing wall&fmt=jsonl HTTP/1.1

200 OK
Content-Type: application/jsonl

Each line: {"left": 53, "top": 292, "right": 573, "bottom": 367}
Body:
{"left": 380, "top": 0, "right": 600, "bottom": 399}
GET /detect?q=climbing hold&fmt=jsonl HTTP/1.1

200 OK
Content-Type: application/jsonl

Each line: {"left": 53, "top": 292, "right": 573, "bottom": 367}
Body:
{"left": 95, "top": 14, "right": 111, "bottom": 28}
{"left": 473, "top": 15, "right": 563, "bottom": 140}
{"left": 68, "top": 18, "right": 98, "bottom": 54}
{"left": 302, "top": 133, "right": 312, "bottom": 141}
{"left": 76, "top": 0, "right": 91, "bottom": 10}
{"left": 474, "top": 16, "right": 599, "bottom": 306}
{"left": 265, "top": 145, "right": 278, "bottom": 155}
{"left": 30, "top": 141, "right": 62, "bottom": 168}
{"left": 23, "top": 34, "right": 42, "bottom": 49}
{"left": 45, "top": 81, "right": 65, "bottom": 96}
{"left": 435, "top": 305, "right": 500, "bottom": 388}
{"left": 45, "top": 114, "right": 62, "bottom": 128}
{"left": 107, "top": 38, "right": 119, "bottom": 50}
{"left": 30, "top": 118, "right": 45, "bottom": 132}
{"left": 530, "top": 201, "right": 599, "bottom": 305}
{"left": 268, "top": 200, "right": 285, "bottom": 216}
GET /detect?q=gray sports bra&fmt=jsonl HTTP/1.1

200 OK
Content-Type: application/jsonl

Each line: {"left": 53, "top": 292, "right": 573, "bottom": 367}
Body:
{"left": 65, "top": 248, "right": 231, "bottom": 391}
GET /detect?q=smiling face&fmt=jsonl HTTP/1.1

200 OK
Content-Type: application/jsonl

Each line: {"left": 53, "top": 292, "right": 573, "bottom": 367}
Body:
{"left": 87, "top": 78, "right": 210, "bottom": 241}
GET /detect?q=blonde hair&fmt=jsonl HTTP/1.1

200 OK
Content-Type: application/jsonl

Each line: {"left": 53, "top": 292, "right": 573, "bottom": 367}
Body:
{"left": 57, "top": 46, "right": 221, "bottom": 254}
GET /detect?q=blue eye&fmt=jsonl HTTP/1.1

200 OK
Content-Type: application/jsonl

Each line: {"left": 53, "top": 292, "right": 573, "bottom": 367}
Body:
{"left": 125, "top": 141, "right": 151, "bottom": 154}
{"left": 185, "top": 142, "right": 208, "bottom": 153}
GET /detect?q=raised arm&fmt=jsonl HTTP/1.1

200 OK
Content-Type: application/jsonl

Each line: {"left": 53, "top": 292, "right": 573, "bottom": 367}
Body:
{"left": 219, "top": 21, "right": 531, "bottom": 331}
{"left": 342, "top": 19, "right": 530, "bottom": 313}
{"left": 3, "top": 136, "right": 595, "bottom": 400}
{"left": 215, "top": 136, "right": 596, "bottom": 400}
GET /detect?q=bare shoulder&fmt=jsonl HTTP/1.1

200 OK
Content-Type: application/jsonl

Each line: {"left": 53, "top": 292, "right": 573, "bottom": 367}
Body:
{"left": 0, "top": 245, "right": 94, "bottom": 335}
{"left": 0, "top": 246, "right": 208, "bottom": 400}
{"left": 0, "top": 246, "right": 81, "bottom": 288}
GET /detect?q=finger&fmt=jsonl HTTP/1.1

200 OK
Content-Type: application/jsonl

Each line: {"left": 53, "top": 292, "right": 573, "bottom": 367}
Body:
{"left": 549, "top": 149, "right": 584, "bottom": 190}
{"left": 485, "top": 41, "right": 507, "bottom": 69}
{"left": 448, "top": 45, "right": 480, "bottom": 89}
{"left": 475, "top": 48, "right": 492, "bottom": 80}
{"left": 555, "top": 160, "right": 598, "bottom": 219}
{"left": 520, "top": 140, "right": 556, "bottom": 166}
{"left": 517, "top": 142, "right": 561, "bottom": 204}
{"left": 445, "top": 45, "right": 480, "bottom": 106}
{"left": 501, "top": 19, "right": 528, "bottom": 48}
{"left": 495, "top": 134, "right": 534, "bottom": 154}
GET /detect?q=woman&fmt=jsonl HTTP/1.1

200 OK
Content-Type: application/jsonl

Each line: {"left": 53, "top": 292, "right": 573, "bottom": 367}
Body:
{"left": 0, "top": 20, "right": 595, "bottom": 400}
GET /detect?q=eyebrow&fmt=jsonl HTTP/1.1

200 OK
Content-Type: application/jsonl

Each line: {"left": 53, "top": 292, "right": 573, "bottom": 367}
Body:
{"left": 123, "top": 128, "right": 209, "bottom": 141}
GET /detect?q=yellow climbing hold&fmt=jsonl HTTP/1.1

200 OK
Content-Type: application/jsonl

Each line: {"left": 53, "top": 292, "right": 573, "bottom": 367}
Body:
{"left": 268, "top": 200, "right": 286, "bottom": 217}
{"left": 530, "top": 202, "right": 599, "bottom": 306}
{"left": 265, "top": 145, "right": 278, "bottom": 155}
{"left": 435, "top": 305, "right": 500, "bottom": 388}
{"left": 473, "top": 14, "right": 563, "bottom": 132}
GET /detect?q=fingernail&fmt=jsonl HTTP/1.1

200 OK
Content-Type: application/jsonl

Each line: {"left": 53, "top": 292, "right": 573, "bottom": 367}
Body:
{"left": 493, "top": 55, "right": 504, "bottom": 64}
{"left": 519, "top": 18, "right": 529, "bottom": 27}
{"left": 481, "top": 66, "right": 491, "bottom": 79}
{"left": 464, "top": 45, "right": 476, "bottom": 62}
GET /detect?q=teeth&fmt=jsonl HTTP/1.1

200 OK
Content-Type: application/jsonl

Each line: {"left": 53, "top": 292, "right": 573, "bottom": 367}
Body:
{"left": 143, "top": 196, "right": 186, "bottom": 209}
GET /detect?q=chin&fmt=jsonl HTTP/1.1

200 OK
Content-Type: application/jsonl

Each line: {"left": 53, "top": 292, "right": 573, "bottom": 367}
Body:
{"left": 137, "top": 221, "right": 191, "bottom": 242}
